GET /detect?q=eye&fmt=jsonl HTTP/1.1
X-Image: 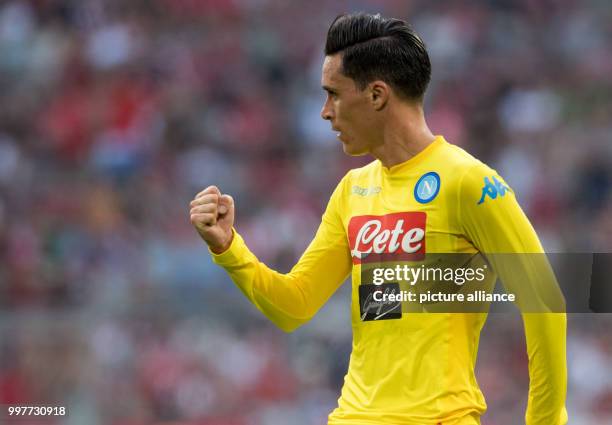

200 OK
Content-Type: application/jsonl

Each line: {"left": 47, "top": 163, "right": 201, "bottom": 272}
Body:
{"left": 324, "top": 88, "right": 338, "bottom": 100}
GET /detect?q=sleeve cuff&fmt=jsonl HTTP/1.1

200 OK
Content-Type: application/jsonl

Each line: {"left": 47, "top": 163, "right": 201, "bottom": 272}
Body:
{"left": 208, "top": 228, "right": 247, "bottom": 266}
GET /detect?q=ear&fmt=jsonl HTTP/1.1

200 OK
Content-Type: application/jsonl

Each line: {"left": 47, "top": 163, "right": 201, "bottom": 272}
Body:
{"left": 369, "top": 81, "right": 389, "bottom": 111}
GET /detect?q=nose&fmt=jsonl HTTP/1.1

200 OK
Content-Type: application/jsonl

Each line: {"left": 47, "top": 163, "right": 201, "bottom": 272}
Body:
{"left": 320, "top": 98, "right": 333, "bottom": 121}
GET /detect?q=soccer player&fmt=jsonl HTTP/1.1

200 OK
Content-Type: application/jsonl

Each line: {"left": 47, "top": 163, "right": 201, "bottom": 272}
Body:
{"left": 189, "top": 13, "right": 567, "bottom": 425}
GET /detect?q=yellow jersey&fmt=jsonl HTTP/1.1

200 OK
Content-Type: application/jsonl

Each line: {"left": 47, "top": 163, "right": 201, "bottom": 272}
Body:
{"left": 210, "top": 136, "right": 567, "bottom": 425}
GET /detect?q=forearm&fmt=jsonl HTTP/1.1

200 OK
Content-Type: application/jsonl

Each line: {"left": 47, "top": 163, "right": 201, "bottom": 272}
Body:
{"left": 523, "top": 313, "right": 568, "bottom": 425}
{"left": 210, "top": 230, "right": 349, "bottom": 332}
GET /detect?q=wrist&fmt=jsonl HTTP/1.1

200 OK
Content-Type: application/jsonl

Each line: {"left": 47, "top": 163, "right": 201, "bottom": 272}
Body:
{"left": 209, "top": 230, "right": 234, "bottom": 254}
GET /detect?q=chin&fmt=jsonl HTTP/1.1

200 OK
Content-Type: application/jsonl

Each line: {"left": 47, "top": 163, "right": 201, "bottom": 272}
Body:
{"left": 342, "top": 143, "right": 368, "bottom": 156}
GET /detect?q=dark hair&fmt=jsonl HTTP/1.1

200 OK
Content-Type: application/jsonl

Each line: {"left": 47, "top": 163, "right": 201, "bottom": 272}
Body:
{"left": 325, "top": 13, "right": 431, "bottom": 102}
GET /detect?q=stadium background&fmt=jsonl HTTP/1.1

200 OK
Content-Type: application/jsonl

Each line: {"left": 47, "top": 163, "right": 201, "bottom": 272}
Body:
{"left": 0, "top": 0, "right": 610, "bottom": 424}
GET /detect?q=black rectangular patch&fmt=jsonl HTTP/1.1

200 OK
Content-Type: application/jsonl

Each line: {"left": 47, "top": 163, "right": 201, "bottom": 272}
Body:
{"left": 359, "top": 283, "right": 402, "bottom": 321}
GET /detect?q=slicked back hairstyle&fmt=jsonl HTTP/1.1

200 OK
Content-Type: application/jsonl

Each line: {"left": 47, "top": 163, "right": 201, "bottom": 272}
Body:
{"left": 325, "top": 13, "right": 431, "bottom": 102}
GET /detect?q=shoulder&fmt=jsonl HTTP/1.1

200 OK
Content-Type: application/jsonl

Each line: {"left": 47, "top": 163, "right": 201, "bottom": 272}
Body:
{"left": 333, "top": 160, "right": 380, "bottom": 195}
{"left": 441, "top": 141, "right": 494, "bottom": 177}
{"left": 439, "top": 142, "right": 508, "bottom": 194}
{"left": 440, "top": 143, "right": 515, "bottom": 210}
{"left": 346, "top": 159, "right": 380, "bottom": 180}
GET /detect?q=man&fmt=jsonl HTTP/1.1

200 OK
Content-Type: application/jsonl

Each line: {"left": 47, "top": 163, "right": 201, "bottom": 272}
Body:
{"left": 189, "top": 13, "right": 567, "bottom": 425}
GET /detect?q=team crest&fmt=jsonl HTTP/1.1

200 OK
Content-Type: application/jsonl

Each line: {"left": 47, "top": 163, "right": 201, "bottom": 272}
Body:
{"left": 414, "top": 172, "right": 440, "bottom": 204}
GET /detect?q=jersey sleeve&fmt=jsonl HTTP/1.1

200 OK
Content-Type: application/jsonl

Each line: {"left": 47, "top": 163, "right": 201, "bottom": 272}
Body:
{"left": 458, "top": 163, "right": 568, "bottom": 425}
{"left": 209, "top": 174, "right": 352, "bottom": 332}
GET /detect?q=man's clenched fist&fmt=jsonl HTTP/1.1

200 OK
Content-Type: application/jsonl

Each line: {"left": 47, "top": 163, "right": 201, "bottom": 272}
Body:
{"left": 190, "top": 185, "right": 235, "bottom": 253}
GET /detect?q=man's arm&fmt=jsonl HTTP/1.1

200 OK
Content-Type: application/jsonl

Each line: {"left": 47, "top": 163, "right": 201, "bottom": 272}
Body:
{"left": 458, "top": 164, "right": 568, "bottom": 425}
{"left": 189, "top": 178, "right": 352, "bottom": 332}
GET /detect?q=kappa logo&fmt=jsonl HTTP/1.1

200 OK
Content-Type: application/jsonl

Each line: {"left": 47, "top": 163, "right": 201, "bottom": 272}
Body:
{"left": 477, "top": 176, "right": 511, "bottom": 205}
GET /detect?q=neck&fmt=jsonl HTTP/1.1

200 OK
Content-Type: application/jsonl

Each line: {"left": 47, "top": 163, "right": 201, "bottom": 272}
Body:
{"left": 370, "top": 103, "right": 436, "bottom": 168}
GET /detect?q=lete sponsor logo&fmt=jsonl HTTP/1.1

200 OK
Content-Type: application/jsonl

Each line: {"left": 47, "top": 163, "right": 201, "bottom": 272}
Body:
{"left": 348, "top": 212, "right": 426, "bottom": 264}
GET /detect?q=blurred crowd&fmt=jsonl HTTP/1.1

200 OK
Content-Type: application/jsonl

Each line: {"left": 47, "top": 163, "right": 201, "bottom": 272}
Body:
{"left": 0, "top": 0, "right": 610, "bottom": 424}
